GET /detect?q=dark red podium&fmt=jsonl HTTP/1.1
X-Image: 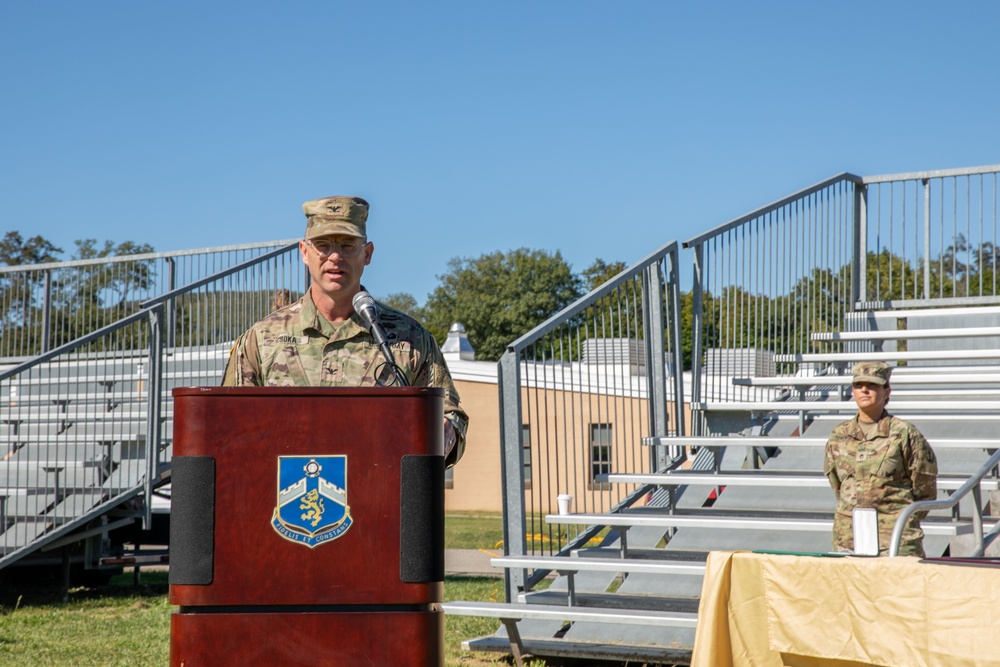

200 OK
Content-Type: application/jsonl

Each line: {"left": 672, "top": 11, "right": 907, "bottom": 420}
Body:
{"left": 169, "top": 387, "right": 445, "bottom": 666}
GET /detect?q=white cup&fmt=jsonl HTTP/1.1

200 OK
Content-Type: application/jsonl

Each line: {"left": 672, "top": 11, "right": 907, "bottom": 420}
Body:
{"left": 557, "top": 494, "right": 573, "bottom": 515}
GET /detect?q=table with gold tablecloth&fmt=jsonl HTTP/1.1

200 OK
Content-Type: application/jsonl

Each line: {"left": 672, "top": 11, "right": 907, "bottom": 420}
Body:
{"left": 691, "top": 550, "right": 1000, "bottom": 667}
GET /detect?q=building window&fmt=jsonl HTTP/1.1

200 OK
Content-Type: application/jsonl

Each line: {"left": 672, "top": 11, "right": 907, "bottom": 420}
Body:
{"left": 590, "top": 423, "right": 612, "bottom": 488}
{"left": 522, "top": 425, "right": 532, "bottom": 490}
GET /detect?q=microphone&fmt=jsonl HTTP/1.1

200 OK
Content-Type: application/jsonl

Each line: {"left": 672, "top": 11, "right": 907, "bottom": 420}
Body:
{"left": 352, "top": 291, "right": 409, "bottom": 386}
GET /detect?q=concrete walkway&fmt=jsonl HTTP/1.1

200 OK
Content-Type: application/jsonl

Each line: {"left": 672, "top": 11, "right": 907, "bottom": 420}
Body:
{"left": 445, "top": 548, "right": 502, "bottom": 577}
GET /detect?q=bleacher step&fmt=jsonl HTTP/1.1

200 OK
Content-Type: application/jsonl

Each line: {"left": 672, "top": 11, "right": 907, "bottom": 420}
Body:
{"left": 692, "top": 399, "right": 1000, "bottom": 412}
{"left": 600, "top": 471, "right": 1000, "bottom": 491}
{"left": 642, "top": 436, "right": 1000, "bottom": 450}
{"left": 520, "top": 589, "right": 700, "bottom": 613}
{"left": 493, "top": 555, "right": 707, "bottom": 577}
{"left": 462, "top": 635, "right": 692, "bottom": 665}
{"left": 440, "top": 601, "right": 698, "bottom": 628}
{"left": 545, "top": 511, "right": 986, "bottom": 537}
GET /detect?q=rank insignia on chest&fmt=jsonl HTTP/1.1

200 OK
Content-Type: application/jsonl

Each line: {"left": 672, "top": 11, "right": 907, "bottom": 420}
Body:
{"left": 271, "top": 455, "right": 353, "bottom": 548}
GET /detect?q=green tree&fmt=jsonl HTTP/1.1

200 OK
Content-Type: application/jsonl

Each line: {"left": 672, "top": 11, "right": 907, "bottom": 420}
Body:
{"left": 70, "top": 239, "right": 156, "bottom": 307}
{"left": 577, "top": 258, "right": 645, "bottom": 355}
{"left": 581, "top": 259, "right": 627, "bottom": 291}
{"left": 0, "top": 231, "right": 63, "bottom": 266}
{"left": 864, "top": 249, "right": 919, "bottom": 302}
{"left": 0, "top": 232, "right": 64, "bottom": 350}
{"left": 966, "top": 240, "right": 1000, "bottom": 297}
{"left": 928, "top": 235, "right": 1000, "bottom": 299}
{"left": 422, "top": 248, "right": 583, "bottom": 361}
{"left": 380, "top": 292, "right": 424, "bottom": 322}
{"left": 46, "top": 239, "right": 156, "bottom": 349}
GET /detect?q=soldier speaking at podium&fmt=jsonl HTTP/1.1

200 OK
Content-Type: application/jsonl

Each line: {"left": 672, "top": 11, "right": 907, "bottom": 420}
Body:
{"left": 222, "top": 195, "right": 468, "bottom": 466}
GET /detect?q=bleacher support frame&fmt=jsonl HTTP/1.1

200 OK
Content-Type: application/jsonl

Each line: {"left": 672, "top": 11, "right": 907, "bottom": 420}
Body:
{"left": 5, "top": 165, "right": 1000, "bottom": 663}
{"left": 0, "top": 240, "right": 303, "bottom": 578}
{"left": 496, "top": 240, "right": 686, "bottom": 595}
{"left": 451, "top": 164, "right": 1000, "bottom": 666}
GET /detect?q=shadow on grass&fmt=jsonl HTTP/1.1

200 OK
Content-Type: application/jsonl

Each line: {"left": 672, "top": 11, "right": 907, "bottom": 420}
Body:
{"left": 0, "top": 569, "right": 169, "bottom": 609}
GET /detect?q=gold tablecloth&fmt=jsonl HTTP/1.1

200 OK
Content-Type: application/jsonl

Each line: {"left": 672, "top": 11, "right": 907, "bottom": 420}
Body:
{"left": 691, "top": 550, "right": 1000, "bottom": 667}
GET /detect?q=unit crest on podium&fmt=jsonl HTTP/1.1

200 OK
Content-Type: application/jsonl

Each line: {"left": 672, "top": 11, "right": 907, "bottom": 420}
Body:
{"left": 271, "top": 456, "right": 353, "bottom": 547}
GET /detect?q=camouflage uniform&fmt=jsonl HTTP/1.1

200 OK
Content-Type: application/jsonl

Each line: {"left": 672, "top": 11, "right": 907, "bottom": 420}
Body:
{"left": 222, "top": 290, "right": 469, "bottom": 466}
{"left": 823, "top": 412, "right": 938, "bottom": 556}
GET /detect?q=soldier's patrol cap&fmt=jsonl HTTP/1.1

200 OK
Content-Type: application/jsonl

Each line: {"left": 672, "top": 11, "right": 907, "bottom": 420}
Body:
{"left": 852, "top": 361, "right": 891, "bottom": 386}
{"left": 302, "top": 196, "right": 368, "bottom": 239}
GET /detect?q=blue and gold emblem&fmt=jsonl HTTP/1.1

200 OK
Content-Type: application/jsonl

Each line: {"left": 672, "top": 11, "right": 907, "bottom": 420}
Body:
{"left": 271, "top": 456, "right": 353, "bottom": 548}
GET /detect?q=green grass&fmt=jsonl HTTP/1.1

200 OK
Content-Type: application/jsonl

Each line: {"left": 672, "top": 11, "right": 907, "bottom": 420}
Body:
{"left": 0, "top": 515, "right": 545, "bottom": 667}
{"left": 0, "top": 515, "right": 638, "bottom": 666}
{"left": 444, "top": 576, "right": 534, "bottom": 667}
{"left": 0, "top": 574, "right": 172, "bottom": 667}
{"left": 445, "top": 512, "right": 505, "bottom": 550}
{"left": 448, "top": 512, "right": 609, "bottom": 553}
{"left": 0, "top": 573, "right": 537, "bottom": 667}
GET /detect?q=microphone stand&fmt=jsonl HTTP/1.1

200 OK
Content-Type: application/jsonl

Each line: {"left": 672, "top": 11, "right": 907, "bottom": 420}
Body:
{"left": 352, "top": 291, "right": 410, "bottom": 387}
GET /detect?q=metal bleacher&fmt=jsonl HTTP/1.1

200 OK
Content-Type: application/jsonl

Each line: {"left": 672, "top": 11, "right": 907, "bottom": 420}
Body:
{"left": 445, "top": 165, "right": 1000, "bottom": 665}
{"left": 4, "top": 168, "right": 1000, "bottom": 663}
{"left": 0, "top": 240, "right": 302, "bottom": 583}
{"left": 449, "top": 323, "right": 1000, "bottom": 665}
{"left": 0, "top": 344, "right": 232, "bottom": 580}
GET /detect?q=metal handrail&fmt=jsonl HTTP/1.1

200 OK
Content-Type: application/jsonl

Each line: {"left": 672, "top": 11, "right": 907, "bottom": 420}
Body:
{"left": 0, "top": 239, "right": 299, "bottom": 274}
{"left": 496, "top": 239, "right": 684, "bottom": 598}
{"left": 0, "top": 242, "right": 299, "bottom": 383}
{"left": 0, "top": 309, "right": 163, "bottom": 568}
{"left": 678, "top": 166, "right": 1000, "bottom": 247}
{"left": 861, "top": 164, "right": 1000, "bottom": 184}
{"left": 505, "top": 240, "right": 680, "bottom": 353}
{"left": 139, "top": 242, "right": 298, "bottom": 309}
{"left": 0, "top": 238, "right": 300, "bottom": 358}
{"left": 888, "top": 447, "right": 1000, "bottom": 557}
{"left": 0, "top": 309, "right": 150, "bottom": 382}
{"left": 0, "top": 242, "right": 304, "bottom": 568}
{"left": 681, "top": 173, "right": 863, "bottom": 248}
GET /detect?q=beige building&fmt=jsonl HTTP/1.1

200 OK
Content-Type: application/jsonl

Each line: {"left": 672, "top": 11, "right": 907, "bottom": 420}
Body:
{"left": 441, "top": 324, "right": 689, "bottom": 515}
{"left": 440, "top": 324, "right": 503, "bottom": 513}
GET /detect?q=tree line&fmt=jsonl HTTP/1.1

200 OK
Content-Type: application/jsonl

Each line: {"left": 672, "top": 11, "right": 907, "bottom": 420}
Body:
{"left": 0, "top": 231, "right": 624, "bottom": 361}
{"left": 4, "top": 230, "right": 999, "bottom": 366}
{"left": 1, "top": 232, "right": 156, "bottom": 354}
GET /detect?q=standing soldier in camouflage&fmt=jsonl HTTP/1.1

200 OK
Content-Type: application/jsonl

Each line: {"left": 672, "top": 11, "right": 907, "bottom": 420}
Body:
{"left": 823, "top": 361, "right": 937, "bottom": 556}
{"left": 222, "top": 195, "right": 469, "bottom": 466}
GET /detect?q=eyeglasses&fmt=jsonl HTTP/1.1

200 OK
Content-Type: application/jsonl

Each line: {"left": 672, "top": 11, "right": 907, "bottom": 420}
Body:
{"left": 851, "top": 382, "right": 884, "bottom": 390}
{"left": 308, "top": 238, "right": 365, "bottom": 257}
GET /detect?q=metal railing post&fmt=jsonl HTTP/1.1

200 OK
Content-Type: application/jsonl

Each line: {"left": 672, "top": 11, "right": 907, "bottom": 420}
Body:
{"left": 971, "top": 485, "right": 984, "bottom": 556}
{"left": 41, "top": 270, "right": 52, "bottom": 353}
{"left": 0, "top": 239, "right": 300, "bottom": 359}
{"left": 0, "top": 242, "right": 306, "bottom": 569}
{"left": 690, "top": 243, "right": 705, "bottom": 436}
{"left": 166, "top": 257, "right": 176, "bottom": 350}
{"left": 668, "top": 246, "right": 686, "bottom": 439}
{"left": 888, "top": 448, "right": 1000, "bottom": 556}
{"left": 144, "top": 306, "right": 164, "bottom": 530}
{"left": 642, "top": 262, "right": 670, "bottom": 470}
{"left": 498, "top": 349, "right": 527, "bottom": 600}
{"left": 922, "top": 178, "right": 931, "bottom": 299}
{"left": 853, "top": 182, "right": 867, "bottom": 309}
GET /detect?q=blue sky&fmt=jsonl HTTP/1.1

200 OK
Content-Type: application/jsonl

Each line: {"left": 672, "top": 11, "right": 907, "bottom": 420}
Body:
{"left": 2, "top": 1, "right": 999, "bottom": 302}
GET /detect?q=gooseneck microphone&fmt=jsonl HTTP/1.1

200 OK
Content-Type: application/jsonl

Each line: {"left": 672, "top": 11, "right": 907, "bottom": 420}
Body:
{"left": 352, "top": 290, "right": 409, "bottom": 386}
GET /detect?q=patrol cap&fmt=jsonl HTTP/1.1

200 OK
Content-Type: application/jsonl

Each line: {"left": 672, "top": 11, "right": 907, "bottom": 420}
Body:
{"left": 852, "top": 361, "right": 891, "bottom": 386}
{"left": 302, "top": 196, "right": 368, "bottom": 239}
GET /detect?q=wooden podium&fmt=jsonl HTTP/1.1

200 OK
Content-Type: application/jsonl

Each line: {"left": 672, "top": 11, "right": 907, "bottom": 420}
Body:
{"left": 168, "top": 387, "right": 445, "bottom": 666}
